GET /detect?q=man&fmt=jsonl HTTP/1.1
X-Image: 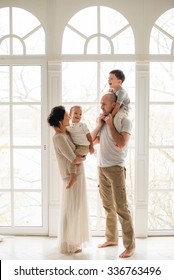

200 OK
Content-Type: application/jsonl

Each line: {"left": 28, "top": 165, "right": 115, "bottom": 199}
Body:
{"left": 91, "top": 93, "right": 135, "bottom": 258}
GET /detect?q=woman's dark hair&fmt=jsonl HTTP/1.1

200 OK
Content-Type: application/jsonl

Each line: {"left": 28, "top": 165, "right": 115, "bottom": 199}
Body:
{"left": 109, "top": 69, "right": 125, "bottom": 83}
{"left": 47, "top": 106, "right": 65, "bottom": 127}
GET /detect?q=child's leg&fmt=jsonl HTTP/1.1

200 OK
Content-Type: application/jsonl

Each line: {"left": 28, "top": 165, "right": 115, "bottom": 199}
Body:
{"left": 114, "top": 107, "right": 129, "bottom": 133}
{"left": 66, "top": 172, "right": 77, "bottom": 188}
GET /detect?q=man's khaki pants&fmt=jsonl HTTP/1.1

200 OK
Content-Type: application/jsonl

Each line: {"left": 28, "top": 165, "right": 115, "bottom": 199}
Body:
{"left": 99, "top": 165, "right": 135, "bottom": 249}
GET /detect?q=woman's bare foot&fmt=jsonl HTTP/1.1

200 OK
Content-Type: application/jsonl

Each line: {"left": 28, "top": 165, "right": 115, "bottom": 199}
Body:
{"left": 119, "top": 248, "right": 134, "bottom": 258}
{"left": 74, "top": 248, "right": 82, "bottom": 253}
{"left": 66, "top": 174, "right": 77, "bottom": 189}
{"left": 98, "top": 241, "right": 118, "bottom": 248}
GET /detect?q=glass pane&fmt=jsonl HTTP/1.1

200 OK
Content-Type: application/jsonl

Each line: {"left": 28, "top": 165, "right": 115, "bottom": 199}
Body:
{"left": 25, "top": 28, "right": 45, "bottom": 54}
{"left": 62, "top": 62, "right": 97, "bottom": 102}
{"left": 100, "top": 6, "right": 128, "bottom": 37}
{"left": 148, "top": 191, "right": 174, "bottom": 230}
{"left": 14, "top": 192, "right": 42, "bottom": 226}
{"left": 12, "top": 38, "right": 23, "bottom": 55}
{"left": 112, "top": 28, "right": 134, "bottom": 54}
{"left": 0, "top": 66, "right": 9, "bottom": 102}
{"left": 13, "top": 105, "right": 41, "bottom": 146}
{"left": 150, "top": 8, "right": 174, "bottom": 54}
{"left": 100, "top": 37, "right": 111, "bottom": 54}
{"left": 149, "top": 105, "right": 174, "bottom": 146}
{"left": 0, "top": 149, "right": 10, "bottom": 189}
{"left": 0, "top": 37, "right": 10, "bottom": 55}
{"left": 0, "top": 8, "right": 9, "bottom": 37}
{"left": 150, "top": 27, "right": 172, "bottom": 54}
{"left": 68, "top": 7, "right": 97, "bottom": 37}
{"left": 87, "top": 188, "right": 99, "bottom": 231}
{"left": 149, "top": 149, "right": 174, "bottom": 190}
{"left": 13, "top": 8, "right": 40, "bottom": 37}
{"left": 0, "top": 106, "right": 10, "bottom": 146}
{"left": 0, "top": 192, "right": 11, "bottom": 226}
{"left": 150, "top": 62, "right": 174, "bottom": 102}
{"left": 62, "top": 27, "right": 85, "bottom": 54}
{"left": 87, "top": 37, "right": 97, "bottom": 54}
{"left": 13, "top": 149, "right": 41, "bottom": 190}
{"left": 13, "top": 66, "right": 41, "bottom": 102}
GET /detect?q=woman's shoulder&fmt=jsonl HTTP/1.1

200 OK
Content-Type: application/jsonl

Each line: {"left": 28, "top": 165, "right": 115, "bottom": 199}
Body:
{"left": 53, "top": 132, "right": 66, "bottom": 142}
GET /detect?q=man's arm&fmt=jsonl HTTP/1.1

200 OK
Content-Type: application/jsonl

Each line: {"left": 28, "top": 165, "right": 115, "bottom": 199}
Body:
{"left": 86, "top": 133, "right": 94, "bottom": 154}
{"left": 104, "top": 113, "right": 130, "bottom": 148}
{"left": 91, "top": 114, "right": 105, "bottom": 144}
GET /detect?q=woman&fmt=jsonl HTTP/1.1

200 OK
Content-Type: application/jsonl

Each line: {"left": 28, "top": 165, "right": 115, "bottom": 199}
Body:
{"left": 47, "top": 106, "right": 90, "bottom": 254}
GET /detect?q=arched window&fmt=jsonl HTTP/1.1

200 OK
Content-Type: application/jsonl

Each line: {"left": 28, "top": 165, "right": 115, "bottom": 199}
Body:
{"left": 0, "top": 7, "right": 47, "bottom": 234}
{"left": 61, "top": 6, "right": 135, "bottom": 234}
{"left": 0, "top": 7, "right": 45, "bottom": 55}
{"left": 149, "top": 9, "right": 174, "bottom": 233}
{"left": 62, "top": 6, "right": 134, "bottom": 54}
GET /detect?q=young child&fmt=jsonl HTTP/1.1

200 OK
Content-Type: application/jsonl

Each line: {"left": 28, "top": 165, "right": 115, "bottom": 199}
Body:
{"left": 108, "top": 69, "right": 130, "bottom": 132}
{"left": 66, "top": 105, "right": 94, "bottom": 189}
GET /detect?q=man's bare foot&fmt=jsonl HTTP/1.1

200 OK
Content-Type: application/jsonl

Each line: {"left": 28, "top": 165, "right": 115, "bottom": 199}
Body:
{"left": 66, "top": 175, "right": 77, "bottom": 189}
{"left": 98, "top": 241, "right": 118, "bottom": 248}
{"left": 74, "top": 248, "right": 82, "bottom": 253}
{"left": 119, "top": 248, "right": 135, "bottom": 258}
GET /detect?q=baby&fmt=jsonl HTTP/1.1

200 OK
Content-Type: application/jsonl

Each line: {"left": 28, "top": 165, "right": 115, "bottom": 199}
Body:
{"left": 108, "top": 69, "right": 130, "bottom": 132}
{"left": 67, "top": 105, "right": 94, "bottom": 188}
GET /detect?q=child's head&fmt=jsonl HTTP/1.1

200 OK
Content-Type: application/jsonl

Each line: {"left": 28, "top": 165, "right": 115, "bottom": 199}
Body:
{"left": 69, "top": 106, "right": 82, "bottom": 123}
{"left": 108, "top": 69, "right": 125, "bottom": 90}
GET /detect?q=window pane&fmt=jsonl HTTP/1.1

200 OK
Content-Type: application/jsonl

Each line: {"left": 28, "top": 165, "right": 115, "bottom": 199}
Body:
{"left": 13, "top": 66, "right": 41, "bottom": 102}
{"left": 0, "top": 38, "right": 10, "bottom": 55}
{"left": 149, "top": 105, "right": 174, "bottom": 146}
{"left": 112, "top": 27, "right": 135, "bottom": 54}
{"left": 150, "top": 62, "right": 174, "bottom": 102}
{"left": 149, "top": 191, "right": 174, "bottom": 230}
{"left": 149, "top": 149, "right": 174, "bottom": 190}
{"left": 13, "top": 8, "right": 40, "bottom": 37}
{"left": 68, "top": 7, "right": 97, "bottom": 37}
{"left": 150, "top": 8, "right": 174, "bottom": 54}
{"left": 13, "top": 105, "right": 41, "bottom": 146}
{"left": 0, "top": 66, "right": 9, "bottom": 102}
{"left": 12, "top": 38, "right": 23, "bottom": 55}
{"left": 0, "top": 106, "right": 9, "bottom": 146}
{"left": 0, "top": 8, "right": 9, "bottom": 37}
{"left": 62, "top": 62, "right": 97, "bottom": 102}
{"left": 62, "top": 27, "right": 85, "bottom": 54}
{"left": 25, "top": 28, "right": 45, "bottom": 54}
{"left": 14, "top": 149, "right": 41, "bottom": 190}
{"left": 14, "top": 192, "right": 42, "bottom": 226}
{"left": 0, "top": 149, "right": 10, "bottom": 189}
{"left": 0, "top": 192, "right": 11, "bottom": 226}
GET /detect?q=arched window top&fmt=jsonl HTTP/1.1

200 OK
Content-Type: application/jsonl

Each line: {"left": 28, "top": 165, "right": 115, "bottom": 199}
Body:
{"left": 150, "top": 8, "right": 174, "bottom": 54}
{"left": 62, "top": 6, "right": 134, "bottom": 54}
{"left": 0, "top": 7, "right": 45, "bottom": 55}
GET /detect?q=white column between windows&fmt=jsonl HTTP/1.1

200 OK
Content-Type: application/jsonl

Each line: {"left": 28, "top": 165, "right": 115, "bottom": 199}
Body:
{"left": 135, "top": 62, "right": 149, "bottom": 237}
{"left": 47, "top": 61, "right": 62, "bottom": 236}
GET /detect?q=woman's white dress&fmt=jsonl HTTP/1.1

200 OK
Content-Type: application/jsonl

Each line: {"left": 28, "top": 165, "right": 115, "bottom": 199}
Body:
{"left": 53, "top": 132, "right": 90, "bottom": 253}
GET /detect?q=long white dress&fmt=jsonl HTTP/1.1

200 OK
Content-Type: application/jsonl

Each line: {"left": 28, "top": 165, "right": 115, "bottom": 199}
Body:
{"left": 53, "top": 132, "right": 90, "bottom": 253}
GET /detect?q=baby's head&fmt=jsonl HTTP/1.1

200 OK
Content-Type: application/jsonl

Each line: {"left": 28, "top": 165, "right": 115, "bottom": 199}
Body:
{"left": 69, "top": 105, "right": 82, "bottom": 123}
